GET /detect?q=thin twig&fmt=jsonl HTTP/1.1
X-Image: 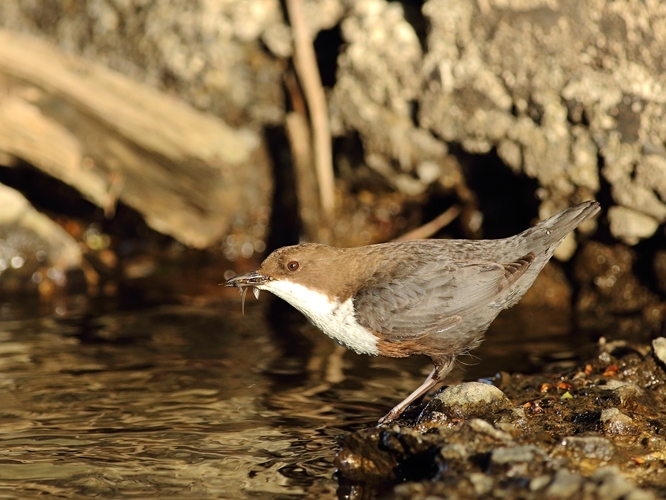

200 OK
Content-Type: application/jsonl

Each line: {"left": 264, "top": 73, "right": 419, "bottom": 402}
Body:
{"left": 284, "top": 71, "right": 321, "bottom": 240}
{"left": 394, "top": 205, "right": 462, "bottom": 241}
{"left": 286, "top": 0, "right": 335, "bottom": 217}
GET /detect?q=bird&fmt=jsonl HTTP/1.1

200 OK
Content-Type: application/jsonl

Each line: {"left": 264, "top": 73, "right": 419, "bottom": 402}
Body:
{"left": 226, "top": 201, "right": 600, "bottom": 424}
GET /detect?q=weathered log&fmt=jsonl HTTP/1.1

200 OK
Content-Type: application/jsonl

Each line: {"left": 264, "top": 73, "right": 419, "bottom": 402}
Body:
{"left": 0, "top": 29, "right": 272, "bottom": 248}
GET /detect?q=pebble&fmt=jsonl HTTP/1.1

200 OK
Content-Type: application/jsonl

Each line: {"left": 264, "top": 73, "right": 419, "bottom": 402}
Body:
{"left": 652, "top": 337, "right": 666, "bottom": 365}
{"left": 554, "top": 436, "right": 615, "bottom": 462}
{"left": 426, "top": 382, "right": 512, "bottom": 420}
{"left": 600, "top": 408, "right": 639, "bottom": 436}
{"left": 545, "top": 469, "right": 584, "bottom": 497}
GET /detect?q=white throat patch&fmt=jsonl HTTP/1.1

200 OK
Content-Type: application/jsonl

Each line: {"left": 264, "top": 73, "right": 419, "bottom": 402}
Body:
{"left": 260, "top": 279, "right": 379, "bottom": 356}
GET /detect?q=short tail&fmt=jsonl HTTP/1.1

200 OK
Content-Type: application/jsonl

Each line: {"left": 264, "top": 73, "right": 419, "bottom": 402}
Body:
{"left": 518, "top": 200, "right": 600, "bottom": 253}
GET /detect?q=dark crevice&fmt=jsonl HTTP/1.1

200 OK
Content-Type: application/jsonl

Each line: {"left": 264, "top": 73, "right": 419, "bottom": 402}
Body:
{"left": 261, "top": 128, "right": 313, "bottom": 383}
{"left": 453, "top": 145, "right": 541, "bottom": 239}
{"left": 410, "top": 99, "right": 421, "bottom": 127}
{"left": 633, "top": 225, "right": 666, "bottom": 299}
{"left": 263, "top": 125, "right": 302, "bottom": 252}
{"left": 0, "top": 160, "right": 98, "bottom": 218}
{"left": 0, "top": 161, "right": 156, "bottom": 243}
{"left": 313, "top": 24, "right": 343, "bottom": 89}
{"left": 593, "top": 153, "right": 615, "bottom": 245}
{"left": 335, "top": 132, "right": 392, "bottom": 194}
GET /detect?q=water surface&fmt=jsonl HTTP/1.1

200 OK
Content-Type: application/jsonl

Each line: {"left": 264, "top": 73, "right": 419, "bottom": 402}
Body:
{"left": 0, "top": 289, "right": 584, "bottom": 498}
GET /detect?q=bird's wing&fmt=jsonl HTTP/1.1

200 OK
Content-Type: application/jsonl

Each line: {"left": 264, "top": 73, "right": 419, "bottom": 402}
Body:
{"left": 353, "top": 253, "right": 534, "bottom": 339}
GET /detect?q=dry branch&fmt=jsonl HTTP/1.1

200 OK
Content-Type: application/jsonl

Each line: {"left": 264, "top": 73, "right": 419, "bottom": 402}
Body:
{"left": 286, "top": 0, "right": 336, "bottom": 218}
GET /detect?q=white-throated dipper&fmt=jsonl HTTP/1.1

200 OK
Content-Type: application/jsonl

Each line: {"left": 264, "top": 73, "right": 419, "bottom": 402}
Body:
{"left": 227, "top": 201, "right": 600, "bottom": 423}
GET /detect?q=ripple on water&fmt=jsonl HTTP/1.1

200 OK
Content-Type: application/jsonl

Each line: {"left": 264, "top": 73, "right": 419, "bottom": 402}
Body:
{"left": 0, "top": 299, "right": 582, "bottom": 498}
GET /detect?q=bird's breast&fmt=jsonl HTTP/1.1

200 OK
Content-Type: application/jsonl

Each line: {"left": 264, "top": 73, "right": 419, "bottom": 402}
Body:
{"left": 261, "top": 279, "right": 380, "bottom": 356}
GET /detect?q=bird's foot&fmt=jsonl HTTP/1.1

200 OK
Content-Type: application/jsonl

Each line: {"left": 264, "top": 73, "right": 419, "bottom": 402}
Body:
{"left": 377, "top": 408, "right": 403, "bottom": 426}
{"left": 377, "top": 367, "right": 441, "bottom": 426}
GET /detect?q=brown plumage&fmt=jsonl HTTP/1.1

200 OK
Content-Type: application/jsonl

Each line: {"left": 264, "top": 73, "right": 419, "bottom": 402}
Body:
{"left": 227, "top": 201, "right": 600, "bottom": 423}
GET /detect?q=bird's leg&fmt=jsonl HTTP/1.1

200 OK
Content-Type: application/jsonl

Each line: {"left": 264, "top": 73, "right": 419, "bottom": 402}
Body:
{"left": 378, "top": 368, "right": 438, "bottom": 425}
{"left": 377, "top": 357, "right": 455, "bottom": 425}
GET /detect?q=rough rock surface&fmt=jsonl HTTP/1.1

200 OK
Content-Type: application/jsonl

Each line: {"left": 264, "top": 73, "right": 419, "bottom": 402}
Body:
{"left": 337, "top": 340, "right": 666, "bottom": 499}
{"left": 330, "top": 0, "right": 666, "bottom": 244}
{"left": 2, "top": 0, "right": 666, "bottom": 250}
{"left": 420, "top": 381, "right": 512, "bottom": 421}
{"left": 329, "top": 0, "right": 463, "bottom": 198}
{"left": 0, "top": 0, "right": 287, "bottom": 125}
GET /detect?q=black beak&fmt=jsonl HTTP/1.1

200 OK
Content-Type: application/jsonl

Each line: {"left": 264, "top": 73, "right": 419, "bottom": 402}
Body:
{"left": 225, "top": 270, "right": 270, "bottom": 288}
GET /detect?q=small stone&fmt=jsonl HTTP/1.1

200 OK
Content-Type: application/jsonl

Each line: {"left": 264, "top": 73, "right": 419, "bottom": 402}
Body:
{"left": 600, "top": 379, "right": 633, "bottom": 390}
{"left": 425, "top": 382, "right": 512, "bottom": 420}
{"left": 530, "top": 475, "right": 552, "bottom": 491}
{"left": 609, "top": 383, "right": 651, "bottom": 413}
{"left": 469, "top": 472, "right": 493, "bottom": 495}
{"left": 652, "top": 337, "right": 666, "bottom": 365}
{"left": 625, "top": 490, "right": 658, "bottom": 500}
{"left": 600, "top": 408, "right": 639, "bottom": 436}
{"left": 593, "top": 467, "right": 643, "bottom": 500}
{"left": 491, "top": 445, "right": 546, "bottom": 465}
{"left": 440, "top": 443, "right": 469, "bottom": 461}
{"left": 490, "top": 445, "right": 549, "bottom": 478}
{"left": 554, "top": 436, "right": 615, "bottom": 462}
{"left": 467, "top": 419, "right": 514, "bottom": 443}
{"left": 393, "top": 482, "right": 423, "bottom": 496}
{"left": 545, "top": 469, "right": 583, "bottom": 497}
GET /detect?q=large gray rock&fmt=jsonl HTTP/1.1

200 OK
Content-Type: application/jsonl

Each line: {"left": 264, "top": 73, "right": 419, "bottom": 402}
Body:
{"left": 419, "top": 0, "right": 666, "bottom": 239}
{"left": 331, "top": 0, "right": 666, "bottom": 244}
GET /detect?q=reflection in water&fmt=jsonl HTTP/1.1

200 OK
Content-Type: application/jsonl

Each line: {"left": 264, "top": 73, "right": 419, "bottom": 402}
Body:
{"left": 0, "top": 294, "right": 584, "bottom": 499}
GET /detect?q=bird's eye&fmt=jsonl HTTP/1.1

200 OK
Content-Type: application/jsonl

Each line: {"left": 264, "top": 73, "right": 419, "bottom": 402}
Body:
{"left": 287, "top": 261, "right": 299, "bottom": 271}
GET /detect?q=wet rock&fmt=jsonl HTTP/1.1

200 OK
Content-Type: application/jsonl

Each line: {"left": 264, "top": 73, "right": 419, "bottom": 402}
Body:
{"left": 592, "top": 467, "right": 656, "bottom": 500}
{"left": 468, "top": 472, "right": 493, "bottom": 496}
{"left": 467, "top": 418, "right": 514, "bottom": 444}
{"left": 439, "top": 443, "right": 468, "bottom": 462}
{"left": 335, "top": 429, "right": 399, "bottom": 482}
{"left": 600, "top": 408, "right": 639, "bottom": 436}
{"left": 617, "top": 387, "right": 659, "bottom": 415}
{"left": 605, "top": 382, "right": 652, "bottom": 414}
{"left": 529, "top": 474, "right": 551, "bottom": 492}
{"left": 545, "top": 469, "right": 584, "bottom": 498}
{"left": 339, "top": 340, "right": 666, "bottom": 498}
{"left": 421, "top": 382, "right": 512, "bottom": 422}
{"left": 490, "top": 445, "right": 550, "bottom": 479}
{"left": 491, "top": 445, "right": 546, "bottom": 466}
{"left": 553, "top": 436, "right": 615, "bottom": 463}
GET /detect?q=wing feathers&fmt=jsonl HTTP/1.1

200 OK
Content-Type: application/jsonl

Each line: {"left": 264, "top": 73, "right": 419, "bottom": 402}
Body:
{"left": 354, "top": 253, "right": 534, "bottom": 340}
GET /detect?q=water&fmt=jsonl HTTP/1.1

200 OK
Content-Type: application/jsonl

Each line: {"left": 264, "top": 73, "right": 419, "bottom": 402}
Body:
{"left": 0, "top": 285, "right": 583, "bottom": 499}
